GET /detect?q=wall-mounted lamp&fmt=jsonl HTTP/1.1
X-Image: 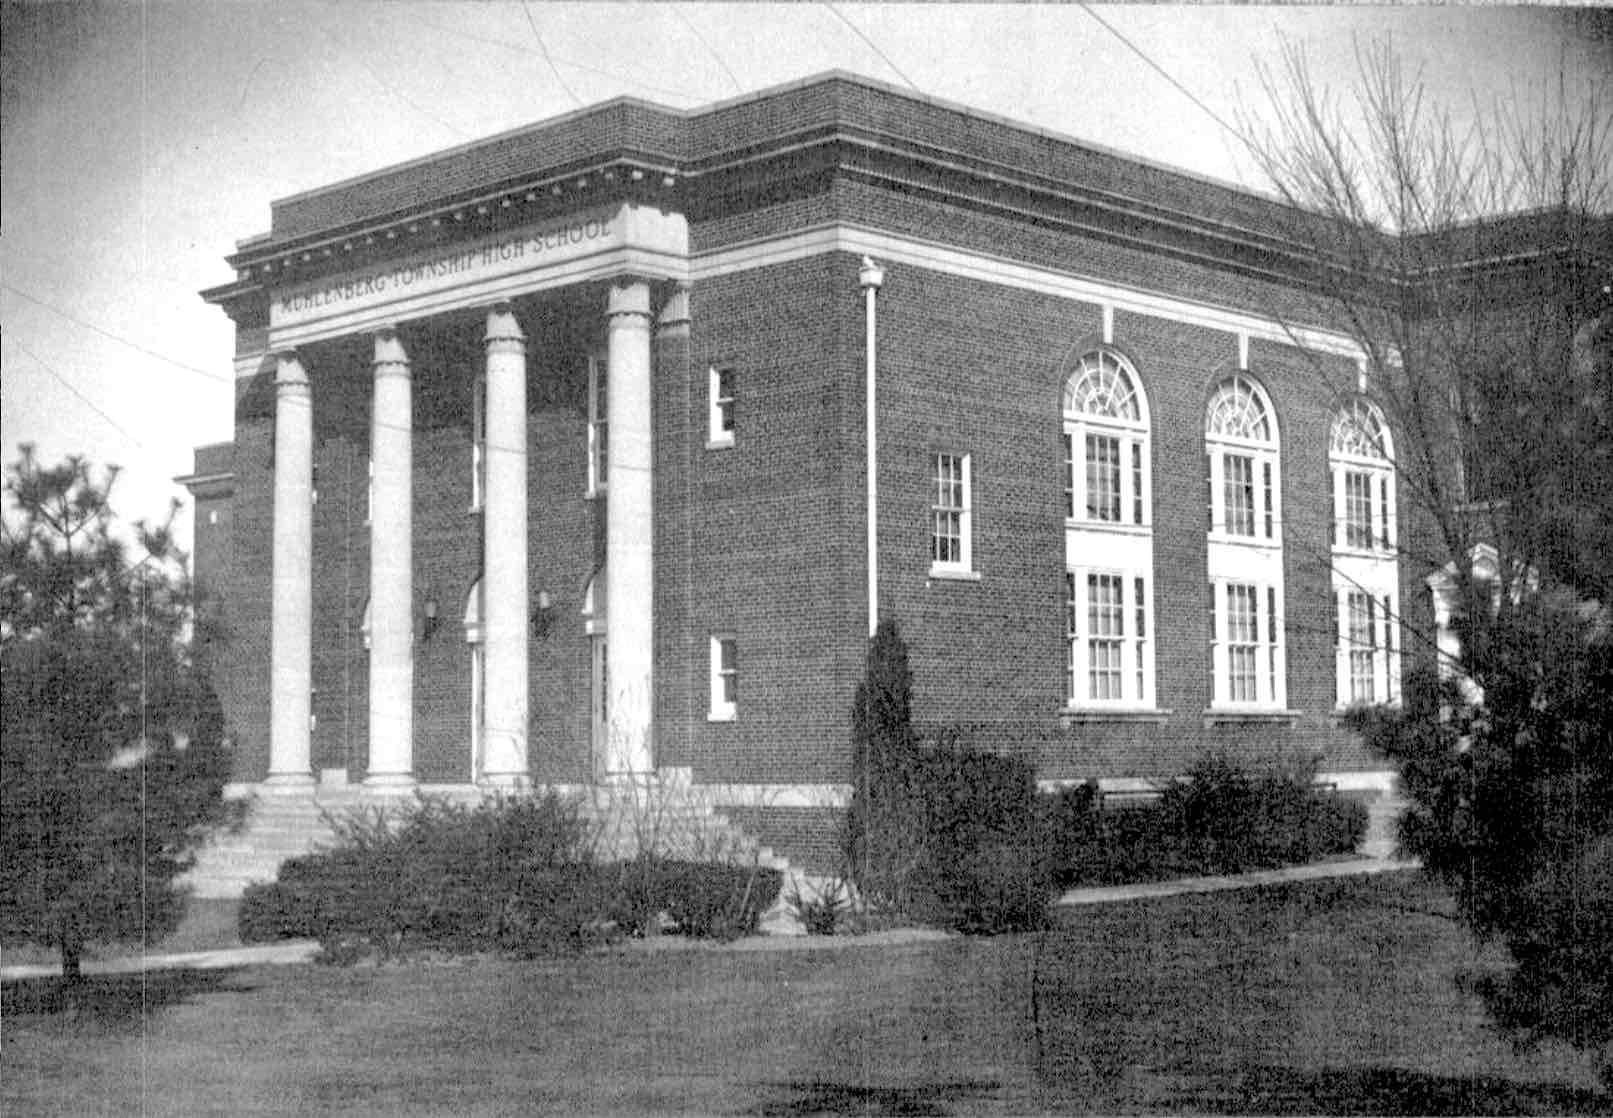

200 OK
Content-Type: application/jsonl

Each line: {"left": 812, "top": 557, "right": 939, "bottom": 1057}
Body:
{"left": 531, "top": 589, "right": 555, "bottom": 640}
{"left": 421, "top": 593, "right": 440, "bottom": 641}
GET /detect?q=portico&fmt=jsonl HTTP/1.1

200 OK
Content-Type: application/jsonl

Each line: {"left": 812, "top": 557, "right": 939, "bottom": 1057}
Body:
{"left": 240, "top": 202, "right": 687, "bottom": 789}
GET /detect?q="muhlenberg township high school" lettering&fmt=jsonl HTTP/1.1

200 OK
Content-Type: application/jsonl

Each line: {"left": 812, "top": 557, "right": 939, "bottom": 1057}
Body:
{"left": 276, "top": 217, "right": 612, "bottom": 315}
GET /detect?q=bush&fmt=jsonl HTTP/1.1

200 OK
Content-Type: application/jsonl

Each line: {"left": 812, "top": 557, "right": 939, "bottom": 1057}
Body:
{"left": 609, "top": 856, "right": 782, "bottom": 940}
{"left": 1043, "top": 756, "right": 1369, "bottom": 888}
{"left": 788, "top": 879, "right": 850, "bottom": 935}
{"left": 844, "top": 622, "right": 1057, "bottom": 935}
{"left": 909, "top": 744, "right": 1055, "bottom": 934}
{"left": 236, "top": 792, "right": 606, "bottom": 961}
{"left": 239, "top": 795, "right": 785, "bottom": 959}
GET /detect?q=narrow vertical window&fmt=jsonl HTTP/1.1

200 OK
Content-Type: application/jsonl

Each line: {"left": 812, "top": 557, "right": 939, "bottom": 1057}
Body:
{"left": 471, "top": 371, "right": 486, "bottom": 512}
{"left": 587, "top": 354, "right": 607, "bottom": 495}
{"left": 709, "top": 635, "right": 738, "bottom": 721}
{"left": 1223, "top": 454, "right": 1255, "bottom": 536}
{"left": 930, "top": 453, "right": 972, "bottom": 573}
{"left": 708, "top": 365, "right": 736, "bottom": 447}
{"left": 1226, "top": 583, "right": 1259, "bottom": 702}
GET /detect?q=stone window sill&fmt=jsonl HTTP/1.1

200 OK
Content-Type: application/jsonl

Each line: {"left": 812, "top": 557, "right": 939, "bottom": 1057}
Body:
{"left": 1202, "top": 708, "right": 1301, "bottom": 727}
{"left": 1061, "top": 708, "right": 1173, "bottom": 725}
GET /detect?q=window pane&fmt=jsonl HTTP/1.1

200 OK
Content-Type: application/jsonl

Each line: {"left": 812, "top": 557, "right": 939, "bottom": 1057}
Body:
{"left": 1227, "top": 584, "right": 1258, "bottom": 701}
{"left": 1345, "top": 471, "right": 1373, "bottom": 548}
{"left": 1224, "top": 454, "right": 1255, "bottom": 535}
{"left": 1131, "top": 441, "right": 1144, "bottom": 524}
{"left": 1086, "top": 434, "right": 1121, "bottom": 521}
{"left": 931, "top": 454, "right": 967, "bottom": 565}
{"left": 1064, "top": 433, "right": 1075, "bottom": 519}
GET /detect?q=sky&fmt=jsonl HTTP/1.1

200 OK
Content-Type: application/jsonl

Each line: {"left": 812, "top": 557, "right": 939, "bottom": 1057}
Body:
{"left": 2, "top": 2, "right": 1608, "bottom": 556}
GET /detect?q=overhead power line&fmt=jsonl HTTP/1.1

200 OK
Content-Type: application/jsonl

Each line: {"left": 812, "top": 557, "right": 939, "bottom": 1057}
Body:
{"left": 669, "top": 7, "right": 744, "bottom": 94}
{"left": 822, "top": 4, "right": 920, "bottom": 92}
{"left": 2, "top": 282, "right": 228, "bottom": 384}
{"left": 10, "top": 338, "right": 146, "bottom": 449}
{"left": 522, "top": 1, "right": 583, "bottom": 109}
{"left": 1076, "top": 3, "right": 1252, "bottom": 151}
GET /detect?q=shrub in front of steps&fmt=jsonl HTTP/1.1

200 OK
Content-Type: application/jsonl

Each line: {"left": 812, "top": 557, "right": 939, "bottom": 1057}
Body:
{"left": 237, "top": 792, "right": 608, "bottom": 961}
{"left": 608, "top": 856, "right": 783, "bottom": 940}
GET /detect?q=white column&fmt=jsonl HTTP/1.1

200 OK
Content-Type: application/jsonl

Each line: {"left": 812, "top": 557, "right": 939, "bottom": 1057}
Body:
{"left": 365, "top": 328, "right": 414, "bottom": 787}
{"left": 481, "top": 305, "right": 530, "bottom": 786}
{"left": 267, "top": 353, "right": 315, "bottom": 786}
{"left": 605, "top": 280, "right": 655, "bottom": 774}
{"left": 860, "top": 257, "right": 884, "bottom": 637}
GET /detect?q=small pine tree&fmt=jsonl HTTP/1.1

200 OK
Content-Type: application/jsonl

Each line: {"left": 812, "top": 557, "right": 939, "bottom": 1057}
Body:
{"left": 844, "top": 619, "right": 925, "bottom": 911}
{"left": 1, "top": 447, "right": 237, "bottom": 979}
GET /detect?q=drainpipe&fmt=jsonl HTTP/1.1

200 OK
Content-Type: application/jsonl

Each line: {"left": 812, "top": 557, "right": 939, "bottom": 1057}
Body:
{"left": 860, "top": 257, "right": 884, "bottom": 637}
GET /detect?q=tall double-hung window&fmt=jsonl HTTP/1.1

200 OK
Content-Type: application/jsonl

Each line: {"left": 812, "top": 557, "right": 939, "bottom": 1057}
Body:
{"left": 1205, "top": 375, "right": 1286, "bottom": 710}
{"left": 1330, "top": 399, "right": 1400, "bottom": 707}
{"left": 1063, "top": 349, "right": 1154, "bottom": 709}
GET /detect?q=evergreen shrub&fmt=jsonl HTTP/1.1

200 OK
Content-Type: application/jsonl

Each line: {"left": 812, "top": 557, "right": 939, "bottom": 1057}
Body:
{"left": 1042, "top": 756, "right": 1368, "bottom": 887}
{"left": 843, "top": 621, "right": 1056, "bottom": 934}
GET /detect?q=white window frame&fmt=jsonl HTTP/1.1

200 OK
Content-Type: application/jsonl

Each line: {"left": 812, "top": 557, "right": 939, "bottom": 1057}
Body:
{"left": 1205, "top": 375, "right": 1285, "bottom": 711}
{"left": 708, "top": 634, "right": 738, "bottom": 721}
{"left": 463, "top": 580, "right": 484, "bottom": 776}
{"left": 1066, "top": 568, "right": 1155, "bottom": 708}
{"left": 587, "top": 352, "right": 607, "bottom": 497}
{"left": 1205, "top": 375, "right": 1280, "bottom": 543}
{"left": 708, "top": 365, "right": 735, "bottom": 448}
{"left": 1063, "top": 349, "right": 1151, "bottom": 529}
{"left": 470, "top": 369, "right": 486, "bottom": 512}
{"left": 1333, "top": 588, "right": 1400, "bottom": 708}
{"left": 1329, "top": 399, "right": 1401, "bottom": 708}
{"left": 1209, "top": 578, "right": 1287, "bottom": 709}
{"left": 1330, "top": 399, "right": 1397, "bottom": 555}
{"left": 929, "top": 452, "right": 974, "bottom": 576}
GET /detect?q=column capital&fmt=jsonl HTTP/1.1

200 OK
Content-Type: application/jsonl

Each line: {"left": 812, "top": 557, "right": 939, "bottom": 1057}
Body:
{"left": 859, "top": 255, "right": 885, "bottom": 291}
{"left": 275, "top": 352, "right": 309, "bottom": 390}
{"left": 484, "top": 304, "right": 526, "bottom": 350}
{"left": 373, "top": 328, "right": 410, "bottom": 376}
{"left": 655, "top": 287, "right": 690, "bottom": 333}
{"left": 607, "top": 280, "right": 653, "bottom": 321}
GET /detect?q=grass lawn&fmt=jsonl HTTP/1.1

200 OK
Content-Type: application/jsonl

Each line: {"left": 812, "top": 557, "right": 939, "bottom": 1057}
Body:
{"left": 4, "top": 871, "right": 1608, "bottom": 1116}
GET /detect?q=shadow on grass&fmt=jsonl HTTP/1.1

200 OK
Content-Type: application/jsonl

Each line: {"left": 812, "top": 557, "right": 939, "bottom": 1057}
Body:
{"left": 1, "top": 966, "right": 252, "bottom": 1027}
{"left": 1179, "top": 1064, "right": 1612, "bottom": 1116}
{"left": 747, "top": 1078, "right": 1003, "bottom": 1116}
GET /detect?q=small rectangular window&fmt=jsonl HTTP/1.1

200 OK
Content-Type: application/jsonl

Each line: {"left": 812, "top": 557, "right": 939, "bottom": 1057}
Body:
{"left": 471, "top": 371, "right": 486, "bottom": 512}
{"left": 1131, "top": 442, "right": 1145, "bottom": 525}
{"left": 1063, "top": 434, "right": 1075, "bottom": 519}
{"left": 708, "top": 366, "right": 736, "bottom": 447}
{"left": 709, "top": 635, "right": 737, "bottom": 721}
{"left": 588, "top": 355, "right": 608, "bottom": 495}
{"left": 930, "top": 453, "right": 972, "bottom": 573}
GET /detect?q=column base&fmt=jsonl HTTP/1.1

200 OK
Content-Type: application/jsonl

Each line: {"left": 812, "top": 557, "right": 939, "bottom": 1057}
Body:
{"left": 260, "top": 772, "right": 317, "bottom": 795}
{"left": 361, "top": 772, "right": 418, "bottom": 793}
{"left": 477, "top": 773, "right": 531, "bottom": 792}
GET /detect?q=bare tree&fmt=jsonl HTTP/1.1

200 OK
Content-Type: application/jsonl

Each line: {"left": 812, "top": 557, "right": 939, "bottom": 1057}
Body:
{"left": 1240, "top": 39, "right": 1613, "bottom": 1083}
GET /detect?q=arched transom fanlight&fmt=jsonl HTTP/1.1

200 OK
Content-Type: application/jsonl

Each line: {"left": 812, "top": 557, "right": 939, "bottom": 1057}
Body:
{"left": 1206, "top": 375, "right": 1273, "bottom": 443}
{"left": 1330, "top": 399, "right": 1392, "bottom": 461}
{"left": 1063, "top": 350, "right": 1142, "bottom": 423}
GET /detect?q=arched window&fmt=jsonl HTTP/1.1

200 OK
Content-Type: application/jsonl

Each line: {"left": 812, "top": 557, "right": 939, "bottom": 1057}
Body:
{"left": 1063, "top": 349, "right": 1149, "bottom": 526}
{"left": 1205, "top": 374, "right": 1285, "bottom": 710}
{"left": 1330, "top": 399, "right": 1400, "bottom": 707}
{"left": 1062, "top": 349, "right": 1155, "bottom": 709}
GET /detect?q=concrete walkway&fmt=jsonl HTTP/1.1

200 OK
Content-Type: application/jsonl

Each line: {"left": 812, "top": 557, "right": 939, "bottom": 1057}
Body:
{"left": 0, "top": 858, "right": 1421, "bottom": 981}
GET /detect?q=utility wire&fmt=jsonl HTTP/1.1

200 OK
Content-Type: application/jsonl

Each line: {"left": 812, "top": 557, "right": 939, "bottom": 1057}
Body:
{"left": 522, "top": 1, "right": 583, "bottom": 108}
{"left": 821, "top": 3, "right": 920, "bottom": 92}
{"left": 304, "top": 9, "right": 470, "bottom": 139}
{"left": 9, "top": 338, "right": 147, "bottom": 449}
{"left": 669, "top": 7, "right": 743, "bottom": 94}
{"left": 1076, "top": 3, "right": 1252, "bottom": 151}
{"left": 394, "top": 9, "right": 710, "bottom": 102}
{"left": 3, "top": 281, "right": 228, "bottom": 384}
